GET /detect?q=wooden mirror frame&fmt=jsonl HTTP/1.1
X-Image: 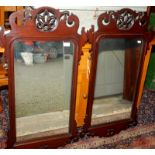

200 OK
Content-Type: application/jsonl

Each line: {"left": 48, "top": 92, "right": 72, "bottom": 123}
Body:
{"left": 85, "top": 8, "right": 153, "bottom": 137}
{"left": 0, "top": 7, "right": 88, "bottom": 148}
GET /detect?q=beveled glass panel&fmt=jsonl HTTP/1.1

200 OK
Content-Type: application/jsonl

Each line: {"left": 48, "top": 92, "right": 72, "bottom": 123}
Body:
{"left": 91, "top": 38, "right": 143, "bottom": 125}
{"left": 13, "top": 40, "right": 74, "bottom": 141}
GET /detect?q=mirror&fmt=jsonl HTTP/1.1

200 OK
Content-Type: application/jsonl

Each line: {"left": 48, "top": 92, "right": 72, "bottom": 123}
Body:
{"left": 13, "top": 40, "right": 75, "bottom": 142}
{"left": 91, "top": 38, "right": 144, "bottom": 125}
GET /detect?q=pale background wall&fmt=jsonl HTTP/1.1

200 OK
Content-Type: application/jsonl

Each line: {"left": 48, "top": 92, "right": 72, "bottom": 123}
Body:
{"left": 94, "top": 50, "right": 125, "bottom": 97}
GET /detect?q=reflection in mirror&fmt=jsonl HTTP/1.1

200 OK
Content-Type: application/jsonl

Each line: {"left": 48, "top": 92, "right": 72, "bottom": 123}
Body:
{"left": 91, "top": 38, "right": 143, "bottom": 125}
{"left": 14, "top": 40, "right": 74, "bottom": 141}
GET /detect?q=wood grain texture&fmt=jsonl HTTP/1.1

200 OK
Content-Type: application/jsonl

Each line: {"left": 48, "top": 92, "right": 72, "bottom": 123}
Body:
{"left": 75, "top": 43, "right": 91, "bottom": 127}
{"left": 0, "top": 6, "right": 24, "bottom": 29}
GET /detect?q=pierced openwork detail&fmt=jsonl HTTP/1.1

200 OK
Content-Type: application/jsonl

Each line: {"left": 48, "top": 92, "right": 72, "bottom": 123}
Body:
{"left": 36, "top": 9, "right": 58, "bottom": 32}
{"left": 99, "top": 9, "right": 147, "bottom": 31}
{"left": 60, "top": 11, "right": 75, "bottom": 27}
{"left": 9, "top": 7, "right": 80, "bottom": 34}
{"left": 116, "top": 11, "right": 134, "bottom": 30}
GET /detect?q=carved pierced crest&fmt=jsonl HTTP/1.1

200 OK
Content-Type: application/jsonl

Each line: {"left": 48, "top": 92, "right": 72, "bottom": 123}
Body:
{"left": 9, "top": 7, "right": 80, "bottom": 34}
{"left": 116, "top": 10, "right": 135, "bottom": 30}
{"left": 98, "top": 8, "right": 148, "bottom": 32}
{"left": 36, "top": 9, "right": 58, "bottom": 32}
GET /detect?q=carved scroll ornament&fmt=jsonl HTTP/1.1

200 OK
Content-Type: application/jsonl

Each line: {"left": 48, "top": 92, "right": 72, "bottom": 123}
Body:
{"left": 9, "top": 7, "right": 80, "bottom": 34}
{"left": 97, "top": 8, "right": 148, "bottom": 32}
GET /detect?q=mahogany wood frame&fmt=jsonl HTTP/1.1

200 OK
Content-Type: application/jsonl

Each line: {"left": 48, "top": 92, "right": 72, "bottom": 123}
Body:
{"left": 0, "top": 7, "right": 88, "bottom": 148}
{"left": 0, "top": 7, "right": 154, "bottom": 148}
{"left": 84, "top": 8, "right": 153, "bottom": 137}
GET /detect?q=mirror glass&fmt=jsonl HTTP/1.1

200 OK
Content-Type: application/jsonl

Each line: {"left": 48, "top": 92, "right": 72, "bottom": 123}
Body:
{"left": 13, "top": 40, "right": 74, "bottom": 142}
{"left": 91, "top": 38, "right": 144, "bottom": 125}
